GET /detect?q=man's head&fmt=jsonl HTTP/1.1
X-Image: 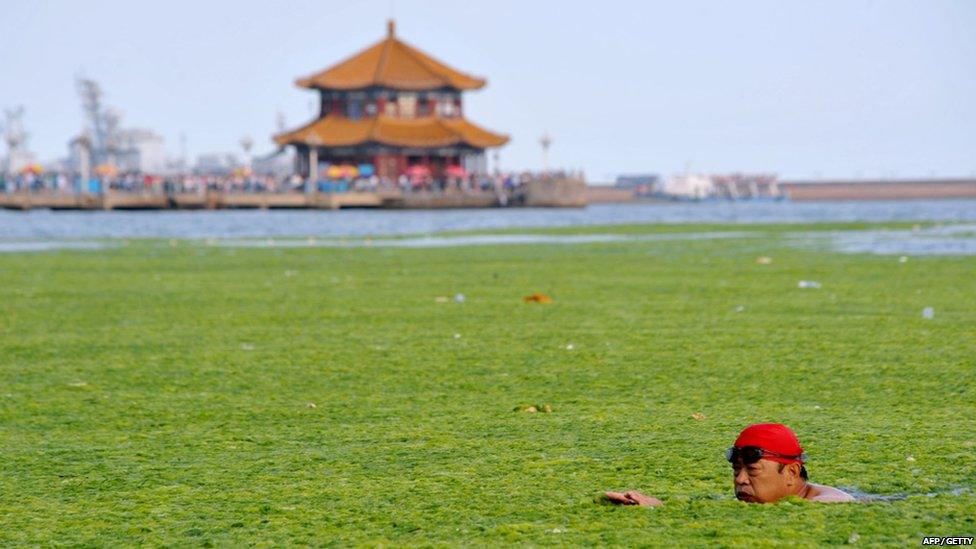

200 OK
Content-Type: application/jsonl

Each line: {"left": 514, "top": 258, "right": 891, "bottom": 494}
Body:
{"left": 728, "top": 423, "right": 808, "bottom": 503}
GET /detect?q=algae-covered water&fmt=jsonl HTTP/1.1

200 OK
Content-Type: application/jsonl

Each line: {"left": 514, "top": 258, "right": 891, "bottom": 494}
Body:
{"left": 1, "top": 222, "right": 973, "bottom": 545}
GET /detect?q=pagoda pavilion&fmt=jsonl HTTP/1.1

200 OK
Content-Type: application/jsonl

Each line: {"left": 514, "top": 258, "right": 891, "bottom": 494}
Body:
{"left": 274, "top": 20, "right": 508, "bottom": 183}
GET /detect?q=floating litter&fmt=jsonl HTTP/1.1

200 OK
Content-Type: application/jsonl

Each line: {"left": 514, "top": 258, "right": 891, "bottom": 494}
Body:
{"left": 906, "top": 456, "right": 916, "bottom": 462}
{"left": 453, "top": 333, "right": 461, "bottom": 339}
{"left": 434, "top": 296, "right": 448, "bottom": 303}
{"left": 515, "top": 404, "right": 552, "bottom": 413}
{"left": 848, "top": 532, "right": 860, "bottom": 544}
{"left": 565, "top": 344, "right": 574, "bottom": 350}
{"left": 734, "top": 305, "right": 745, "bottom": 312}
{"left": 756, "top": 256, "right": 773, "bottom": 264}
{"left": 454, "top": 293, "right": 466, "bottom": 303}
{"left": 240, "top": 343, "right": 255, "bottom": 351}
{"left": 692, "top": 412, "right": 706, "bottom": 420}
{"left": 798, "top": 280, "right": 822, "bottom": 289}
{"left": 523, "top": 293, "right": 553, "bottom": 304}
{"left": 899, "top": 256, "right": 908, "bottom": 263}
{"left": 306, "top": 402, "right": 317, "bottom": 409}
{"left": 922, "top": 307, "right": 934, "bottom": 319}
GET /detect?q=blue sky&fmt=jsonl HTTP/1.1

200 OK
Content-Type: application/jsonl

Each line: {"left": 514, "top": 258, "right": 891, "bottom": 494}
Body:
{"left": 1, "top": 0, "right": 974, "bottom": 180}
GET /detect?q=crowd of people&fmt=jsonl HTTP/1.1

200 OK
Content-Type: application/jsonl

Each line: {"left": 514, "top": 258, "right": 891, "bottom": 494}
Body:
{"left": 0, "top": 169, "right": 585, "bottom": 197}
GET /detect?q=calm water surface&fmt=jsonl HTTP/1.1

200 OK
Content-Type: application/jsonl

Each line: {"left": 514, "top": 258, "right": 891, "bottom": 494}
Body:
{"left": 1, "top": 200, "right": 975, "bottom": 239}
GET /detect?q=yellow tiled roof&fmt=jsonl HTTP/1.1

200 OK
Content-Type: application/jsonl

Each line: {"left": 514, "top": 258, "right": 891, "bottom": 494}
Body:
{"left": 295, "top": 20, "right": 486, "bottom": 91}
{"left": 274, "top": 115, "right": 509, "bottom": 149}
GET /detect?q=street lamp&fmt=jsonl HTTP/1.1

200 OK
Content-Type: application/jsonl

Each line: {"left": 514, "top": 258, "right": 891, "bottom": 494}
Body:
{"left": 239, "top": 135, "right": 253, "bottom": 175}
{"left": 539, "top": 132, "right": 552, "bottom": 176}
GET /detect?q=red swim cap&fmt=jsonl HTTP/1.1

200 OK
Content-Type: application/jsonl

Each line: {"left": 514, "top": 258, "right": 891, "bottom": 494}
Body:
{"left": 734, "top": 423, "right": 805, "bottom": 464}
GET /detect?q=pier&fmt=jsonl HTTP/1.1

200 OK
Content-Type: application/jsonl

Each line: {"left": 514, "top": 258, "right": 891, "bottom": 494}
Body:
{"left": 0, "top": 179, "right": 587, "bottom": 211}
{"left": 780, "top": 178, "right": 976, "bottom": 201}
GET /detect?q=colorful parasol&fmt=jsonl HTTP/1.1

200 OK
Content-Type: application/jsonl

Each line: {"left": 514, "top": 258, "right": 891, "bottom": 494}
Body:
{"left": 20, "top": 164, "right": 44, "bottom": 175}
{"left": 94, "top": 164, "right": 118, "bottom": 177}
{"left": 325, "top": 165, "right": 344, "bottom": 179}
{"left": 338, "top": 164, "right": 359, "bottom": 178}
{"left": 444, "top": 165, "right": 467, "bottom": 178}
{"left": 406, "top": 165, "right": 431, "bottom": 178}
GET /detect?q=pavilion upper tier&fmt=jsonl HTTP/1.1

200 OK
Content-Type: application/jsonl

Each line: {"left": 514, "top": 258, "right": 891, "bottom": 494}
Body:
{"left": 296, "top": 20, "right": 486, "bottom": 92}
{"left": 274, "top": 20, "right": 508, "bottom": 151}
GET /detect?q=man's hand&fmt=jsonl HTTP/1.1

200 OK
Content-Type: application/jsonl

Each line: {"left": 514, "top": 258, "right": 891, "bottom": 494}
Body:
{"left": 604, "top": 490, "right": 663, "bottom": 507}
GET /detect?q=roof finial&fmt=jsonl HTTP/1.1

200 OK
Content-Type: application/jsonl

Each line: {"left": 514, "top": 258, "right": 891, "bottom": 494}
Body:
{"left": 387, "top": 19, "right": 395, "bottom": 37}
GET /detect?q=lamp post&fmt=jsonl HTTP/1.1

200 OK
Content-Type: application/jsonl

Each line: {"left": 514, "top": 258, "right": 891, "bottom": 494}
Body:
{"left": 239, "top": 135, "right": 253, "bottom": 175}
{"left": 539, "top": 132, "right": 551, "bottom": 176}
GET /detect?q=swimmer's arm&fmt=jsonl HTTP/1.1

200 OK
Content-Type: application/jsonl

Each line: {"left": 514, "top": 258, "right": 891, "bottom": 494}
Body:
{"left": 604, "top": 490, "right": 663, "bottom": 507}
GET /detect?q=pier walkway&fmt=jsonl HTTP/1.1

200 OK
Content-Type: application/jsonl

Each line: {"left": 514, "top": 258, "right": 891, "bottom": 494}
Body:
{"left": 0, "top": 180, "right": 588, "bottom": 211}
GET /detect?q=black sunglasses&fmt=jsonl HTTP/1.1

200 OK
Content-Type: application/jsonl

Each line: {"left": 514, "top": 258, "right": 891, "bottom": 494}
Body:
{"left": 725, "top": 446, "right": 807, "bottom": 464}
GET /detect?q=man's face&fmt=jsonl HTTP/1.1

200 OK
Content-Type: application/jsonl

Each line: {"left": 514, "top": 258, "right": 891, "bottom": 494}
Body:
{"left": 731, "top": 458, "right": 794, "bottom": 503}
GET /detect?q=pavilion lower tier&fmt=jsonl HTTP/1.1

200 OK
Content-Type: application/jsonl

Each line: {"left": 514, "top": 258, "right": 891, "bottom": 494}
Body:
{"left": 294, "top": 144, "right": 487, "bottom": 180}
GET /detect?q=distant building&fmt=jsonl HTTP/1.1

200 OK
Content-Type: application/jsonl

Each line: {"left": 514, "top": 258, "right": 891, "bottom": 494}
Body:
{"left": 615, "top": 174, "right": 661, "bottom": 196}
{"left": 252, "top": 149, "right": 295, "bottom": 178}
{"left": 615, "top": 174, "right": 659, "bottom": 188}
{"left": 194, "top": 153, "right": 241, "bottom": 175}
{"left": 65, "top": 127, "right": 167, "bottom": 176}
{"left": 115, "top": 129, "right": 165, "bottom": 174}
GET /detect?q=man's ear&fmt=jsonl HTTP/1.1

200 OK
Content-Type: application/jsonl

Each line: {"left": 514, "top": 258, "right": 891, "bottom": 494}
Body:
{"left": 784, "top": 462, "right": 802, "bottom": 483}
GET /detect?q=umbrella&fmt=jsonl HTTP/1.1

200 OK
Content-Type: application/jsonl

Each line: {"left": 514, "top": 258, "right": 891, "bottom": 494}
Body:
{"left": 94, "top": 164, "right": 118, "bottom": 177}
{"left": 325, "top": 165, "right": 344, "bottom": 179}
{"left": 338, "top": 164, "right": 359, "bottom": 178}
{"left": 406, "top": 165, "right": 431, "bottom": 178}
{"left": 444, "top": 165, "right": 467, "bottom": 178}
{"left": 20, "top": 164, "right": 44, "bottom": 175}
{"left": 357, "top": 164, "right": 375, "bottom": 177}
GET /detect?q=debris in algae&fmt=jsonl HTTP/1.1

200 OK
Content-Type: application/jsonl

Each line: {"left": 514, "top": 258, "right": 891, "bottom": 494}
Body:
{"left": 523, "top": 293, "right": 553, "bottom": 304}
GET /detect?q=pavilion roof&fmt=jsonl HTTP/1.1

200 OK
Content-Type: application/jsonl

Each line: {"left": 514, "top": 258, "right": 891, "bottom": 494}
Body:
{"left": 295, "top": 20, "right": 486, "bottom": 91}
{"left": 273, "top": 115, "right": 509, "bottom": 149}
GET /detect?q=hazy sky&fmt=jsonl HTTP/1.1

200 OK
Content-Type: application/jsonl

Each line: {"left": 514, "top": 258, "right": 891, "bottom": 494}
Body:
{"left": 2, "top": 0, "right": 974, "bottom": 180}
